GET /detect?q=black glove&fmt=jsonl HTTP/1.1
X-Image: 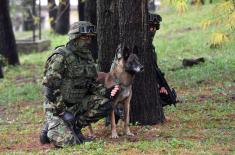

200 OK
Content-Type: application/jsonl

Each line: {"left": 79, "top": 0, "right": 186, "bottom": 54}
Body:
{"left": 60, "top": 111, "right": 75, "bottom": 124}
{"left": 44, "top": 86, "right": 60, "bottom": 102}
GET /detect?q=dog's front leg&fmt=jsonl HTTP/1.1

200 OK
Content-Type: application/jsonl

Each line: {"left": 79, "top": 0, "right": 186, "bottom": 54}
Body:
{"left": 110, "top": 110, "right": 119, "bottom": 138}
{"left": 124, "top": 96, "right": 134, "bottom": 136}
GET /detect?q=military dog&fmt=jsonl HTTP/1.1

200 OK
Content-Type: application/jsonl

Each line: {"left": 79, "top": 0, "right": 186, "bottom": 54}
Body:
{"left": 88, "top": 44, "right": 143, "bottom": 138}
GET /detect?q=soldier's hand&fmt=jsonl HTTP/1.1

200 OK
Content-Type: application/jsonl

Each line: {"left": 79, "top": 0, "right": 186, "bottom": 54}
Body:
{"left": 111, "top": 85, "right": 120, "bottom": 97}
{"left": 59, "top": 111, "right": 75, "bottom": 124}
{"left": 105, "top": 85, "right": 120, "bottom": 99}
{"left": 160, "top": 87, "right": 168, "bottom": 95}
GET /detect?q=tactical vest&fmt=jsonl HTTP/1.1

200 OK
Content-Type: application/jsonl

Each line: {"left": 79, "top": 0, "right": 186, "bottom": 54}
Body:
{"left": 46, "top": 46, "right": 97, "bottom": 105}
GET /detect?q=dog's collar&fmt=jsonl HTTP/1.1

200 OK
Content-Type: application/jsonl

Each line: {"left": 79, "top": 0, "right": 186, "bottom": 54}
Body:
{"left": 113, "top": 73, "right": 121, "bottom": 84}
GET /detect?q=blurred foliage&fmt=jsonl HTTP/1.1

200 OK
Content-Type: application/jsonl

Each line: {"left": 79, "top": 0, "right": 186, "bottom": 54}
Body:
{"left": 167, "top": 0, "right": 235, "bottom": 47}
{"left": 202, "top": 0, "right": 235, "bottom": 47}
{"left": 169, "top": 0, "right": 188, "bottom": 14}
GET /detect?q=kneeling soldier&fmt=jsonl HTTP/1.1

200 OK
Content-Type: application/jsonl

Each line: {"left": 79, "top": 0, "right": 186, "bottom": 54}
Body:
{"left": 40, "top": 21, "right": 119, "bottom": 147}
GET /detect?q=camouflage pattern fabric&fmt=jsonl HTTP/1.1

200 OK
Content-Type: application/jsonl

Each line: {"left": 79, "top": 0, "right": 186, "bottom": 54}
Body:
{"left": 42, "top": 42, "right": 111, "bottom": 147}
{"left": 45, "top": 110, "right": 77, "bottom": 147}
{"left": 45, "top": 95, "right": 110, "bottom": 147}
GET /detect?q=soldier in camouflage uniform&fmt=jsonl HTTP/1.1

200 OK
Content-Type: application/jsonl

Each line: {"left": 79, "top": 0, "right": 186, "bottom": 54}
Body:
{"left": 39, "top": 21, "right": 119, "bottom": 147}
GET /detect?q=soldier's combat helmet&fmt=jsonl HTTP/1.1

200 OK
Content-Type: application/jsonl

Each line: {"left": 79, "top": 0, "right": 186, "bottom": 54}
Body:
{"left": 68, "top": 21, "right": 96, "bottom": 40}
{"left": 148, "top": 13, "right": 162, "bottom": 31}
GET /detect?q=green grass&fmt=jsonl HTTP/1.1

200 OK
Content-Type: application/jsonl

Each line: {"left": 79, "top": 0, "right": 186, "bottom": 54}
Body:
{"left": 0, "top": 3, "right": 234, "bottom": 154}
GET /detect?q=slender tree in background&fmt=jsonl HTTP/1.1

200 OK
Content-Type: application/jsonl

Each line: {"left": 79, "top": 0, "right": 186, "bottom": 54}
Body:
{"left": 84, "top": 0, "right": 98, "bottom": 61}
{"left": 0, "top": 0, "right": 20, "bottom": 65}
{"left": 78, "top": 0, "right": 85, "bottom": 21}
{"left": 84, "top": 0, "right": 97, "bottom": 24}
{"left": 97, "top": 0, "right": 119, "bottom": 72}
{"left": 0, "top": 64, "right": 3, "bottom": 78}
{"left": 55, "top": 0, "right": 70, "bottom": 34}
{"left": 47, "top": 0, "right": 58, "bottom": 30}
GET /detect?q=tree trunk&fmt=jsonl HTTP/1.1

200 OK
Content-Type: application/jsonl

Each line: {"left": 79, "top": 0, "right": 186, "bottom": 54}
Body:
{"left": 119, "top": 0, "right": 165, "bottom": 125}
{"left": 0, "top": 64, "right": 3, "bottom": 78}
{"left": 55, "top": 0, "right": 70, "bottom": 35}
{"left": 0, "top": 0, "right": 20, "bottom": 65}
{"left": 98, "top": 0, "right": 164, "bottom": 124}
{"left": 47, "top": 0, "right": 58, "bottom": 30}
{"left": 97, "top": 0, "right": 119, "bottom": 72}
{"left": 78, "top": 0, "right": 85, "bottom": 21}
{"left": 84, "top": 0, "right": 97, "bottom": 24}
{"left": 84, "top": 0, "right": 98, "bottom": 62}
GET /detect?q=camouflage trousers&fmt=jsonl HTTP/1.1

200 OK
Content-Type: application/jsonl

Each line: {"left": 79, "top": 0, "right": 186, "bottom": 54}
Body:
{"left": 45, "top": 95, "right": 111, "bottom": 147}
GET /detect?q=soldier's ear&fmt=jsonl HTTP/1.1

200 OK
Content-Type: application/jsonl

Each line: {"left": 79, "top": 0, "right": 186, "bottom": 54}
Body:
{"left": 123, "top": 46, "right": 131, "bottom": 61}
{"left": 133, "top": 45, "right": 139, "bottom": 56}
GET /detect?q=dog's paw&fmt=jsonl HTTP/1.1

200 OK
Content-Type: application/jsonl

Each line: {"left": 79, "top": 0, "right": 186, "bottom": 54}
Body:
{"left": 111, "top": 132, "right": 119, "bottom": 139}
{"left": 88, "top": 134, "right": 96, "bottom": 140}
{"left": 125, "top": 131, "right": 134, "bottom": 136}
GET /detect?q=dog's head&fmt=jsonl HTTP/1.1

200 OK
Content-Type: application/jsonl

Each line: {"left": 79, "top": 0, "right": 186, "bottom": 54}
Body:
{"left": 114, "top": 44, "right": 144, "bottom": 75}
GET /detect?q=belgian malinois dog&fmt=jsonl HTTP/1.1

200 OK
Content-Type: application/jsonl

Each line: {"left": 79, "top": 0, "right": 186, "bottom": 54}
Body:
{"left": 88, "top": 44, "right": 144, "bottom": 138}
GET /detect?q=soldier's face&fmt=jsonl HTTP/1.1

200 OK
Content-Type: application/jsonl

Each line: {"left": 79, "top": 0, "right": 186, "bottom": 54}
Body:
{"left": 149, "top": 26, "right": 157, "bottom": 33}
{"left": 75, "top": 35, "right": 92, "bottom": 48}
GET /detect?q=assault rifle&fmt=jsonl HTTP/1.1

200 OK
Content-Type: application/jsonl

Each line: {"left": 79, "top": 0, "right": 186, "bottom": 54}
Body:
{"left": 154, "top": 62, "right": 178, "bottom": 107}
{"left": 60, "top": 111, "right": 83, "bottom": 144}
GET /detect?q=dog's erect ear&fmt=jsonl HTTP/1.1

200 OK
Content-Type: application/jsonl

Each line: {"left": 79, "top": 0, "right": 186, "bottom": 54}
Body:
{"left": 123, "top": 46, "right": 131, "bottom": 61}
{"left": 132, "top": 45, "right": 139, "bottom": 55}
{"left": 116, "top": 44, "right": 123, "bottom": 59}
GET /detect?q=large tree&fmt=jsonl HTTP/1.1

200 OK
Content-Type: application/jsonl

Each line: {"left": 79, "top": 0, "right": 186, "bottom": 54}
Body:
{"left": 119, "top": 0, "right": 164, "bottom": 125}
{"left": 97, "top": 0, "right": 165, "bottom": 124}
{"left": 97, "top": 0, "right": 119, "bottom": 72}
{"left": 0, "top": 0, "right": 20, "bottom": 65}
{"left": 55, "top": 0, "right": 70, "bottom": 34}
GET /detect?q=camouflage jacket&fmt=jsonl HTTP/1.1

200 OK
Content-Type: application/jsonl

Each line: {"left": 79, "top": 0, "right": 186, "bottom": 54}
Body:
{"left": 43, "top": 44, "right": 107, "bottom": 113}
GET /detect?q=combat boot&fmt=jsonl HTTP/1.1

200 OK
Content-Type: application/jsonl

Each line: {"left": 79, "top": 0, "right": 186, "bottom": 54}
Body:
{"left": 39, "top": 122, "right": 50, "bottom": 144}
{"left": 74, "top": 123, "right": 93, "bottom": 143}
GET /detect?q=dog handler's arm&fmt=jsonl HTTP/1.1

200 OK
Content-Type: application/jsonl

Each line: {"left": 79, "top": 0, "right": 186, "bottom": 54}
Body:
{"left": 43, "top": 54, "right": 66, "bottom": 114}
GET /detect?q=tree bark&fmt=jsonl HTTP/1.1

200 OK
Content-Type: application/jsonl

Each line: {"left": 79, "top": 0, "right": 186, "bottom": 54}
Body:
{"left": 119, "top": 0, "right": 165, "bottom": 125}
{"left": 84, "top": 0, "right": 98, "bottom": 62}
{"left": 0, "top": 0, "right": 20, "bottom": 65}
{"left": 47, "top": 0, "right": 58, "bottom": 30}
{"left": 97, "top": 0, "right": 164, "bottom": 124}
{"left": 55, "top": 0, "right": 70, "bottom": 35}
{"left": 97, "top": 0, "right": 119, "bottom": 72}
{"left": 78, "top": 0, "right": 85, "bottom": 21}
{"left": 84, "top": 0, "right": 97, "bottom": 24}
{"left": 0, "top": 64, "right": 3, "bottom": 78}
